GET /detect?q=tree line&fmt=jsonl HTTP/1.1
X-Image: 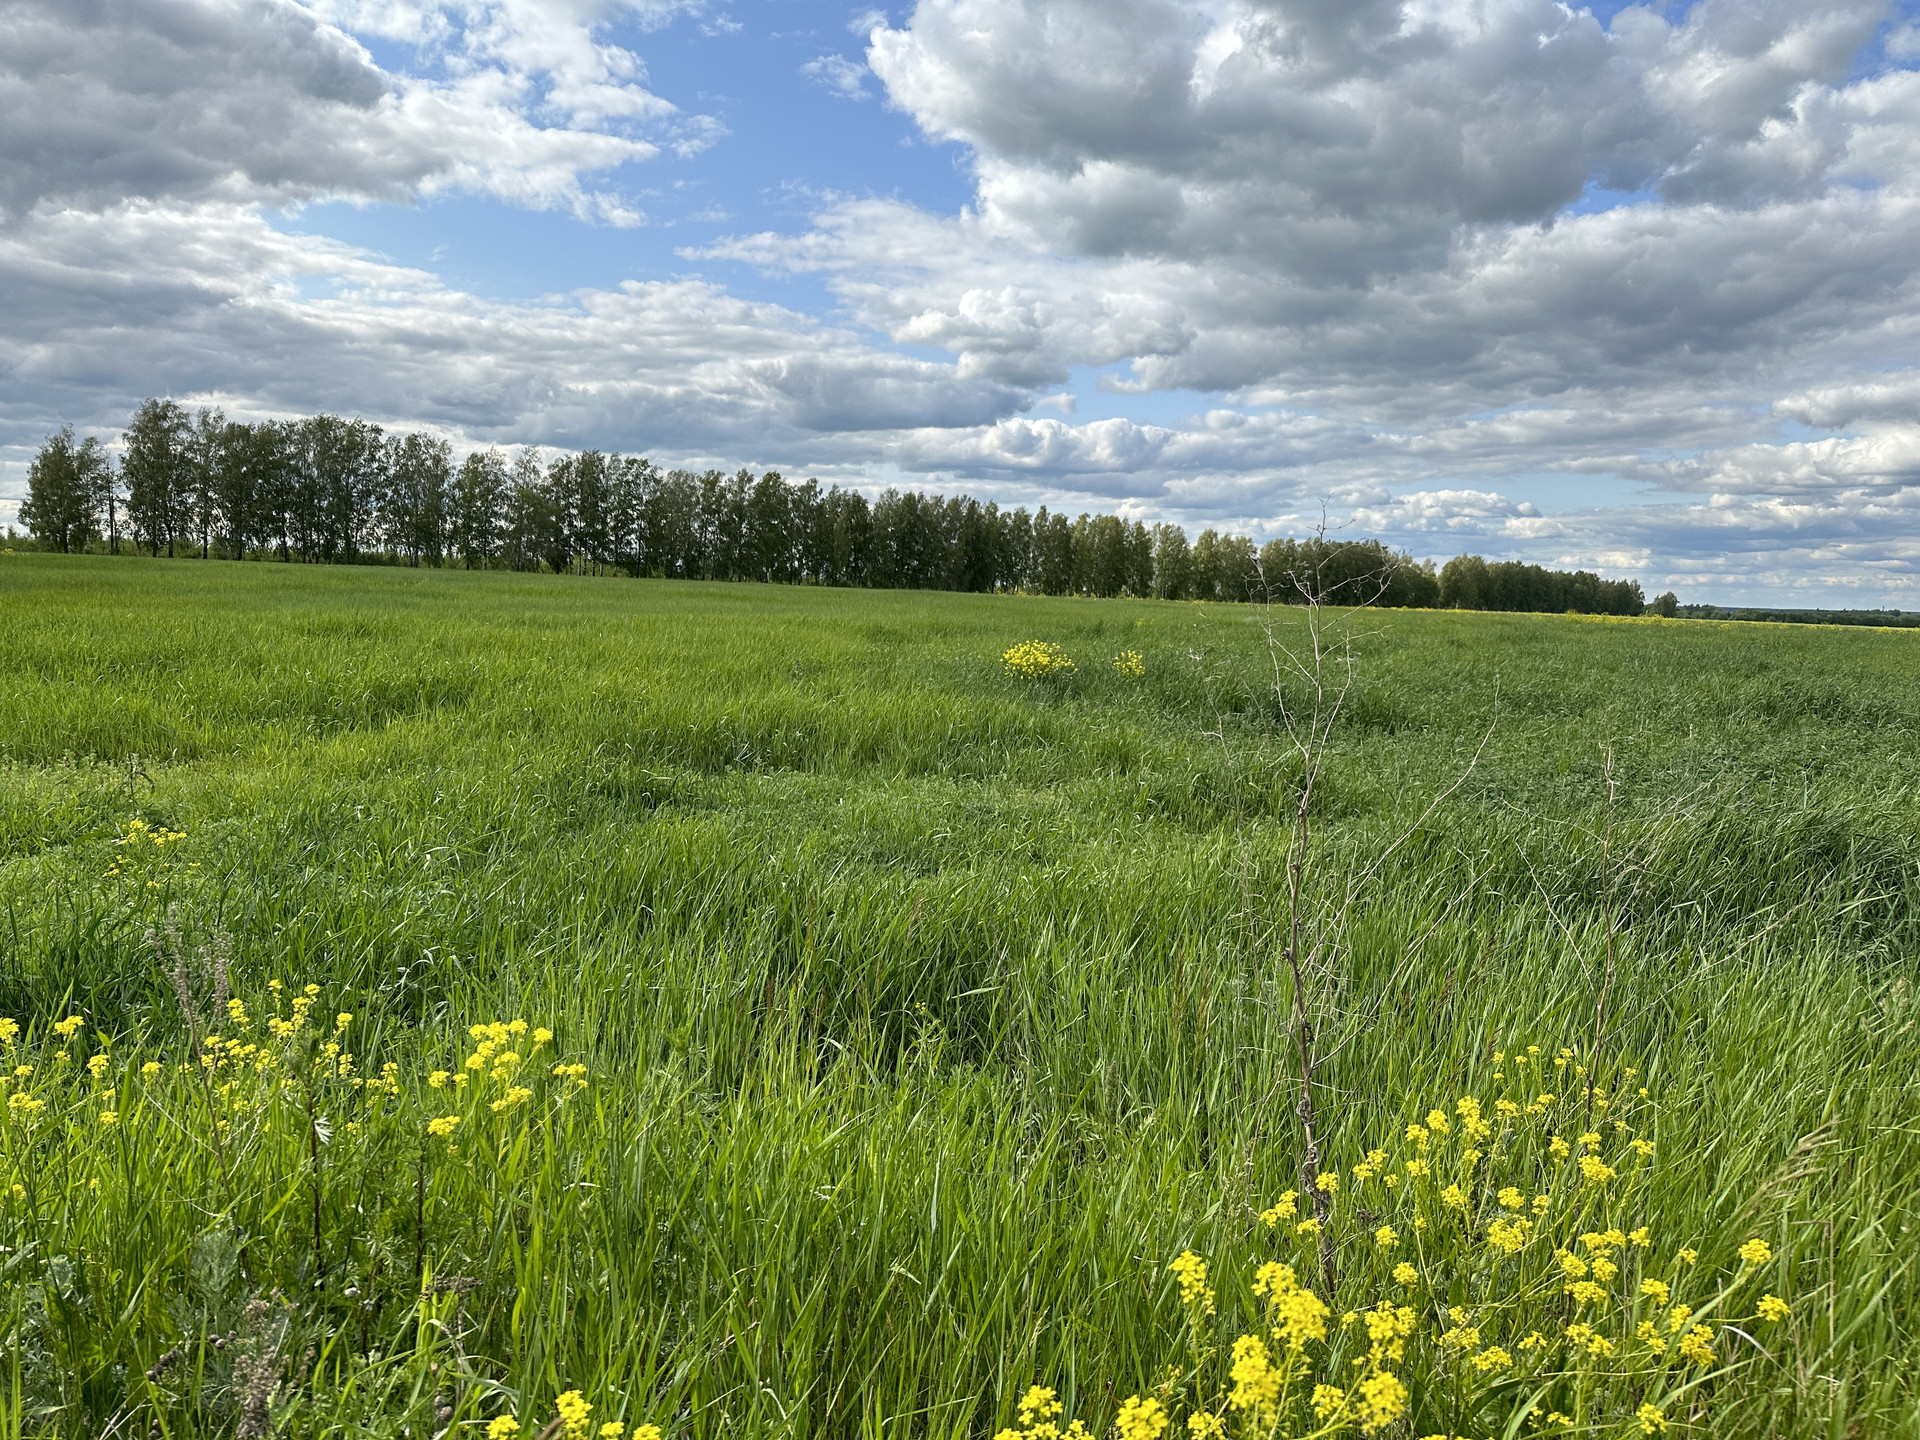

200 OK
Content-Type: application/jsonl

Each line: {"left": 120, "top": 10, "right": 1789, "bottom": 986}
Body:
{"left": 17, "top": 400, "right": 1662, "bottom": 614}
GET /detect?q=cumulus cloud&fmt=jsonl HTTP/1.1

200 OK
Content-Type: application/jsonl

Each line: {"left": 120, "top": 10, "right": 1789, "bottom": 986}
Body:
{"left": 0, "top": 201, "right": 1026, "bottom": 456}
{"left": 0, "top": 0, "right": 706, "bottom": 223}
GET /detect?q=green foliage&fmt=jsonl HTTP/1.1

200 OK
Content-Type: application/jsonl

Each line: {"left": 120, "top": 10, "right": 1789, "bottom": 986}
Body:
{"left": 18, "top": 428, "right": 114, "bottom": 555}
{"left": 0, "top": 556, "right": 1916, "bottom": 1437}
{"left": 1437, "top": 556, "right": 1645, "bottom": 617}
{"left": 30, "top": 399, "right": 1648, "bottom": 609}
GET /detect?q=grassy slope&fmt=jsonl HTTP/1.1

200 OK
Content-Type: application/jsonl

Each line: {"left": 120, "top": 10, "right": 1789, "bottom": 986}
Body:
{"left": 2, "top": 553, "right": 1918, "bottom": 1436}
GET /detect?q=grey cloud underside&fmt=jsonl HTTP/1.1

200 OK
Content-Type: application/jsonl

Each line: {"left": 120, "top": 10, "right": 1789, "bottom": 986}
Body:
{"left": 0, "top": 205, "right": 1026, "bottom": 454}
{"left": 0, "top": 0, "right": 412, "bottom": 215}
{"left": 825, "top": 0, "right": 1920, "bottom": 406}
{"left": 0, "top": 0, "right": 693, "bottom": 224}
{"left": 867, "top": 0, "right": 1893, "bottom": 277}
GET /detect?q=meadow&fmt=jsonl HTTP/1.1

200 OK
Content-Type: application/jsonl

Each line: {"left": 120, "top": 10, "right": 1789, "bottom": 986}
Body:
{"left": 1, "top": 553, "right": 1917, "bottom": 1439}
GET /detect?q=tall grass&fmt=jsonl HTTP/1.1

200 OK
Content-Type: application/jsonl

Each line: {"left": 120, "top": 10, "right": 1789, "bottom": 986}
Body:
{"left": 1, "top": 554, "right": 1917, "bottom": 1437}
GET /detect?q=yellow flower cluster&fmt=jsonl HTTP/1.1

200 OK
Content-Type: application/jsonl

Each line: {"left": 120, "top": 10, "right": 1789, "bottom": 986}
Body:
{"left": 993, "top": 1042, "right": 1804, "bottom": 1440}
{"left": 1169, "top": 1249, "right": 1216, "bottom": 1314}
{"left": 556, "top": 1389, "right": 593, "bottom": 1440}
{"left": 1001, "top": 640, "right": 1075, "bottom": 679}
{"left": 104, "top": 815, "right": 195, "bottom": 882}
{"left": 992, "top": 1386, "right": 1093, "bottom": 1440}
{"left": 1111, "top": 649, "right": 1145, "bottom": 678}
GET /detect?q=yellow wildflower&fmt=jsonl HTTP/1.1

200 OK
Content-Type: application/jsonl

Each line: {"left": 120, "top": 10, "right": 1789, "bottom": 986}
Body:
{"left": 1114, "top": 1395, "right": 1167, "bottom": 1440}
{"left": 1310, "top": 1385, "right": 1345, "bottom": 1421}
{"left": 428, "top": 1115, "right": 460, "bottom": 1137}
{"left": 428, "top": 1070, "right": 450, "bottom": 1089}
{"left": 1678, "top": 1325, "right": 1715, "bottom": 1366}
{"left": 488, "top": 1419, "right": 520, "bottom": 1440}
{"left": 1002, "top": 641, "right": 1075, "bottom": 679}
{"left": 1018, "top": 1387, "right": 1062, "bottom": 1424}
{"left": 1738, "top": 1238, "right": 1773, "bottom": 1266}
{"left": 1636, "top": 1403, "right": 1667, "bottom": 1434}
{"left": 1169, "top": 1251, "right": 1215, "bottom": 1313}
{"left": 1392, "top": 1263, "right": 1418, "bottom": 1285}
{"left": 556, "top": 1391, "right": 592, "bottom": 1440}
{"left": 1354, "top": 1372, "right": 1407, "bottom": 1433}
{"left": 1440, "top": 1183, "right": 1467, "bottom": 1210}
{"left": 1578, "top": 1154, "right": 1616, "bottom": 1184}
{"left": 100, "top": 1110, "right": 118, "bottom": 1126}
{"left": 1374, "top": 1225, "right": 1398, "bottom": 1248}
{"left": 1758, "top": 1294, "right": 1790, "bottom": 1323}
{"left": 1185, "top": 1414, "right": 1223, "bottom": 1440}
{"left": 490, "top": 1086, "right": 533, "bottom": 1113}
{"left": 1497, "top": 1186, "right": 1524, "bottom": 1209}
{"left": 1640, "top": 1279, "right": 1670, "bottom": 1305}
{"left": 1227, "top": 1335, "right": 1279, "bottom": 1413}
{"left": 1470, "top": 1347, "right": 1512, "bottom": 1373}
{"left": 1362, "top": 1305, "right": 1417, "bottom": 1364}
{"left": 1485, "top": 1218, "right": 1529, "bottom": 1254}
{"left": 1258, "top": 1191, "right": 1298, "bottom": 1227}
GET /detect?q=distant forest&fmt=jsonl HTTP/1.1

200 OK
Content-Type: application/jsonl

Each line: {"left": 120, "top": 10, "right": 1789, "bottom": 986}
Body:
{"left": 17, "top": 399, "right": 1661, "bottom": 615}
{"left": 1677, "top": 605, "right": 1920, "bottom": 628}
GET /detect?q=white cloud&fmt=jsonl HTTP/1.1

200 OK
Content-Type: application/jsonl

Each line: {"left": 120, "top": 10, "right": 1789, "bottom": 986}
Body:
{"left": 0, "top": 201, "right": 1026, "bottom": 454}
{"left": 801, "top": 54, "right": 872, "bottom": 100}
{"left": 0, "top": 0, "right": 707, "bottom": 223}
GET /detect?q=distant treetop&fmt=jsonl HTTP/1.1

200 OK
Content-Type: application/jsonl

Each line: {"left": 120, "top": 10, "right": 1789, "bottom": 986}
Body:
{"left": 17, "top": 401, "right": 1655, "bottom": 616}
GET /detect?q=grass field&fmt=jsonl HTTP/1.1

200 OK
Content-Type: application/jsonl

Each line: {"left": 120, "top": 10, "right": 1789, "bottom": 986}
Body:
{"left": 2, "top": 553, "right": 1918, "bottom": 1439}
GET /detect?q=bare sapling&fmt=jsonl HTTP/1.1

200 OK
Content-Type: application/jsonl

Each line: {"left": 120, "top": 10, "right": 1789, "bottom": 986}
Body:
{"left": 1199, "top": 533, "right": 1492, "bottom": 1292}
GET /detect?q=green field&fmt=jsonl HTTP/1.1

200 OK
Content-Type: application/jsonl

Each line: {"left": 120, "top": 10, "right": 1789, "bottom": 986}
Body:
{"left": 2, "top": 554, "right": 1917, "bottom": 1439}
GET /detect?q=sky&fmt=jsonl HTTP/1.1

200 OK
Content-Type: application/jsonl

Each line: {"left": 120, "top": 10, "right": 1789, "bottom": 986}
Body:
{"left": 4, "top": 0, "right": 1920, "bottom": 605}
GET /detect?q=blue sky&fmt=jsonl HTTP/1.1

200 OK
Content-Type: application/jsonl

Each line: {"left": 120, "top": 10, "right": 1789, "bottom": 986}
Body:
{"left": 288, "top": 3, "right": 970, "bottom": 300}
{"left": 4, "top": 0, "right": 1920, "bottom": 604}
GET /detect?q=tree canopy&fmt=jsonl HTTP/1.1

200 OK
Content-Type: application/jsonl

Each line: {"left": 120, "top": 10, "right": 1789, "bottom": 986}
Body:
{"left": 15, "top": 402, "right": 1650, "bottom": 616}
